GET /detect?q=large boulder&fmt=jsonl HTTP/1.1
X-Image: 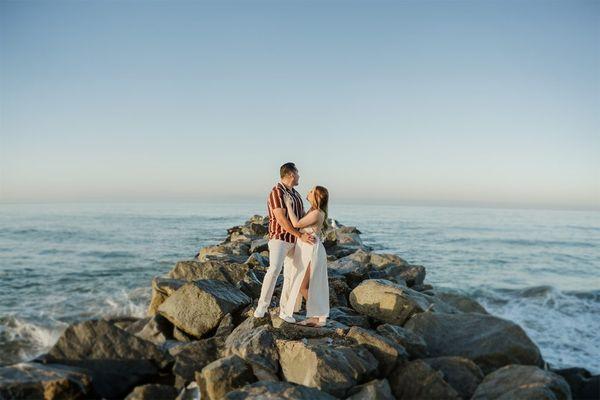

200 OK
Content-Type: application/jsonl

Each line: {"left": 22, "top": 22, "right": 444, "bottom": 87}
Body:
{"left": 551, "top": 367, "right": 599, "bottom": 400}
{"left": 158, "top": 280, "right": 251, "bottom": 338}
{"left": 346, "top": 326, "right": 409, "bottom": 377}
{"left": 196, "top": 355, "right": 256, "bottom": 400}
{"left": 148, "top": 277, "right": 185, "bottom": 316}
{"left": 276, "top": 338, "right": 378, "bottom": 397}
{"left": 404, "top": 312, "right": 544, "bottom": 374}
{"left": 125, "top": 314, "right": 174, "bottom": 345}
{"left": 38, "top": 319, "right": 172, "bottom": 399}
{"left": 197, "top": 242, "right": 250, "bottom": 263}
{"left": 0, "top": 362, "right": 92, "bottom": 400}
{"left": 349, "top": 279, "right": 456, "bottom": 325}
{"left": 472, "top": 364, "right": 572, "bottom": 400}
{"left": 388, "top": 359, "right": 462, "bottom": 399}
{"left": 225, "top": 381, "right": 336, "bottom": 399}
{"left": 167, "top": 260, "right": 262, "bottom": 298}
{"left": 375, "top": 323, "right": 428, "bottom": 359}
{"left": 224, "top": 317, "right": 279, "bottom": 374}
{"left": 422, "top": 356, "right": 484, "bottom": 399}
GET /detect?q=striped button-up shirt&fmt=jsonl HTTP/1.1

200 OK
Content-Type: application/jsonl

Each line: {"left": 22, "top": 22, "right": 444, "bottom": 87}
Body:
{"left": 267, "top": 182, "right": 305, "bottom": 243}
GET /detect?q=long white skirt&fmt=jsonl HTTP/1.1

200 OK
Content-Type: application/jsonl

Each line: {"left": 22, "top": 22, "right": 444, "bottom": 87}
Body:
{"left": 281, "top": 237, "right": 330, "bottom": 319}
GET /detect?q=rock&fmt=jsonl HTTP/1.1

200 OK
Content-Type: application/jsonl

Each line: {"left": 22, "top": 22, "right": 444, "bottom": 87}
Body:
{"left": 250, "top": 238, "right": 269, "bottom": 253}
{"left": 225, "top": 381, "right": 337, "bottom": 399}
{"left": 424, "top": 288, "right": 488, "bottom": 314}
{"left": 0, "top": 362, "right": 92, "bottom": 400}
{"left": 39, "top": 319, "right": 172, "bottom": 399}
{"left": 422, "top": 356, "right": 484, "bottom": 399}
{"left": 197, "top": 242, "right": 250, "bottom": 263}
{"left": 327, "top": 256, "right": 370, "bottom": 277}
{"left": 174, "top": 381, "right": 199, "bottom": 400}
{"left": 472, "top": 364, "right": 572, "bottom": 400}
{"left": 328, "top": 276, "right": 351, "bottom": 308}
{"left": 346, "top": 379, "right": 394, "bottom": 400}
{"left": 404, "top": 312, "right": 544, "bottom": 374}
{"left": 276, "top": 338, "right": 378, "bottom": 397}
{"left": 551, "top": 367, "right": 599, "bottom": 400}
{"left": 388, "top": 359, "right": 462, "bottom": 399}
{"left": 170, "top": 337, "right": 225, "bottom": 389}
{"left": 125, "top": 383, "right": 178, "bottom": 400}
{"left": 368, "top": 253, "right": 409, "bottom": 269}
{"left": 148, "top": 277, "right": 186, "bottom": 316}
{"left": 196, "top": 355, "right": 256, "bottom": 400}
{"left": 375, "top": 323, "right": 428, "bottom": 359}
{"left": 167, "top": 260, "right": 262, "bottom": 298}
{"left": 271, "top": 314, "right": 349, "bottom": 339}
{"left": 329, "top": 307, "right": 371, "bottom": 329}
{"left": 224, "top": 318, "right": 279, "bottom": 373}
{"left": 215, "top": 313, "right": 236, "bottom": 337}
{"left": 346, "top": 326, "right": 409, "bottom": 377}
{"left": 173, "top": 326, "right": 195, "bottom": 342}
{"left": 349, "top": 279, "right": 457, "bottom": 325}
{"left": 158, "top": 280, "right": 251, "bottom": 338}
{"left": 245, "top": 252, "right": 269, "bottom": 269}
{"left": 126, "top": 314, "right": 173, "bottom": 344}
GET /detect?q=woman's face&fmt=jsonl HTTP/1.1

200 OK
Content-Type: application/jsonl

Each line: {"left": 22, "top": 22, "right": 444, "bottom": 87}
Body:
{"left": 306, "top": 187, "right": 315, "bottom": 204}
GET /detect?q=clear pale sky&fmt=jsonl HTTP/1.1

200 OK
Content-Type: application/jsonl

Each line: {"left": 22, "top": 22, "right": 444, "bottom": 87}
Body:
{"left": 1, "top": 0, "right": 598, "bottom": 209}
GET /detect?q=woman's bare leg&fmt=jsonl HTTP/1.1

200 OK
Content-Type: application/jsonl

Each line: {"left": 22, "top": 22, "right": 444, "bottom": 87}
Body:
{"left": 299, "top": 262, "right": 311, "bottom": 301}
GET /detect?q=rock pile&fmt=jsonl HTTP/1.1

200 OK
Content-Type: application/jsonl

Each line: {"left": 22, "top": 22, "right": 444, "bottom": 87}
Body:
{"left": 1, "top": 215, "right": 597, "bottom": 399}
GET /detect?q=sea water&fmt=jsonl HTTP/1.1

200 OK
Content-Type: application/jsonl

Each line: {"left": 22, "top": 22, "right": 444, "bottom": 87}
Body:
{"left": 1, "top": 201, "right": 598, "bottom": 374}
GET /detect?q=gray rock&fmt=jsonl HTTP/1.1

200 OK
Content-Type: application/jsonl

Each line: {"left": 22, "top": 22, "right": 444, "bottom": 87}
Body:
{"left": 349, "top": 279, "right": 457, "bottom": 325}
{"left": 271, "top": 314, "right": 349, "bottom": 339}
{"left": 170, "top": 336, "right": 225, "bottom": 389}
{"left": 245, "top": 252, "right": 269, "bottom": 269}
{"left": 214, "top": 313, "right": 235, "bottom": 337}
{"left": 158, "top": 280, "right": 251, "bottom": 338}
{"left": 125, "top": 383, "right": 178, "bottom": 400}
{"left": 346, "top": 379, "right": 394, "bottom": 400}
{"left": 422, "top": 356, "right": 484, "bottom": 399}
{"left": 250, "top": 238, "right": 269, "bottom": 253}
{"left": 225, "top": 381, "right": 336, "bottom": 399}
{"left": 148, "top": 277, "right": 185, "bottom": 316}
{"left": 375, "top": 323, "right": 428, "bottom": 359}
{"left": 472, "top": 364, "right": 572, "bottom": 400}
{"left": 196, "top": 355, "right": 256, "bottom": 400}
{"left": 126, "top": 314, "right": 173, "bottom": 344}
{"left": 276, "top": 338, "right": 378, "bottom": 397}
{"left": 346, "top": 326, "right": 409, "bottom": 377}
{"left": 404, "top": 312, "right": 544, "bottom": 374}
{"left": 329, "top": 307, "right": 371, "bottom": 329}
{"left": 551, "top": 367, "right": 599, "bottom": 400}
{"left": 40, "top": 319, "right": 172, "bottom": 399}
{"left": 224, "top": 318, "right": 279, "bottom": 373}
{"left": 0, "top": 362, "right": 92, "bottom": 400}
{"left": 388, "top": 359, "right": 462, "bottom": 399}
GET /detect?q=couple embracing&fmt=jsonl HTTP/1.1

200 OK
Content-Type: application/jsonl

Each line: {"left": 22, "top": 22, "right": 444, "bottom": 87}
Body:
{"left": 253, "top": 162, "right": 330, "bottom": 327}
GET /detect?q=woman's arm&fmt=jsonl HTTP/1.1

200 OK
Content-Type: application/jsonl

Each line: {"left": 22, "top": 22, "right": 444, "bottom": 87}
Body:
{"left": 284, "top": 195, "right": 321, "bottom": 228}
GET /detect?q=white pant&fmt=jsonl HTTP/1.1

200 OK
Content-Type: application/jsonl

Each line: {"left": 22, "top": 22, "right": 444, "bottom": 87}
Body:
{"left": 255, "top": 239, "right": 297, "bottom": 315}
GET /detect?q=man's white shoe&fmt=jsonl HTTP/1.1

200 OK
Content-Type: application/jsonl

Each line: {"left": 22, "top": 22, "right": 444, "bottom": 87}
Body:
{"left": 279, "top": 314, "right": 296, "bottom": 323}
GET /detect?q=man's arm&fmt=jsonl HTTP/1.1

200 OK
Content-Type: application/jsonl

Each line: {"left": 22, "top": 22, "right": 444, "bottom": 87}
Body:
{"left": 273, "top": 208, "right": 315, "bottom": 244}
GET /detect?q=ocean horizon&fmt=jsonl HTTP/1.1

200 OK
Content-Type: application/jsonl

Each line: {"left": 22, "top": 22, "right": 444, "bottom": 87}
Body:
{"left": 1, "top": 200, "right": 599, "bottom": 375}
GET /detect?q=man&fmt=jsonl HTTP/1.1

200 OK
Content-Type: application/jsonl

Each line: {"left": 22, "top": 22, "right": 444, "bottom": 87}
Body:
{"left": 253, "top": 162, "right": 316, "bottom": 322}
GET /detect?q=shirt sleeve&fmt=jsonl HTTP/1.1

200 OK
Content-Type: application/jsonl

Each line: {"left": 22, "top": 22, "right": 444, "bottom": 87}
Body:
{"left": 269, "top": 187, "right": 284, "bottom": 210}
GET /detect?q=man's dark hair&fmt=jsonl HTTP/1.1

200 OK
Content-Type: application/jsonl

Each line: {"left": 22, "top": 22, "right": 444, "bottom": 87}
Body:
{"left": 280, "top": 162, "right": 297, "bottom": 178}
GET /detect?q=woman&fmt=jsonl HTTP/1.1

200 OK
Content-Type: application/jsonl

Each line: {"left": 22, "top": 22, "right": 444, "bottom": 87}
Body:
{"left": 281, "top": 186, "right": 330, "bottom": 327}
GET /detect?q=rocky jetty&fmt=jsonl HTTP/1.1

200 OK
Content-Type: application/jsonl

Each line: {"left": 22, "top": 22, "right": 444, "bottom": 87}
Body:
{"left": 1, "top": 215, "right": 598, "bottom": 399}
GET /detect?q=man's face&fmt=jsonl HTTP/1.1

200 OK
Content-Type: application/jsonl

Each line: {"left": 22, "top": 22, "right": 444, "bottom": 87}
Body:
{"left": 291, "top": 170, "right": 300, "bottom": 186}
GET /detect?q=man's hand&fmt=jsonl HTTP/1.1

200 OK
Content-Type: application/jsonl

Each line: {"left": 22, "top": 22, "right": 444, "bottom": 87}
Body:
{"left": 284, "top": 193, "right": 293, "bottom": 208}
{"left": 300, "top": 232, "right": 316, "bottom": 244}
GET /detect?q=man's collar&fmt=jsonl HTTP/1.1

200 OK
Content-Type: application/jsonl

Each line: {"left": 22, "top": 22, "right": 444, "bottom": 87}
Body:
{"left": 278, "top": 181, "right": 294, "bottom": 192}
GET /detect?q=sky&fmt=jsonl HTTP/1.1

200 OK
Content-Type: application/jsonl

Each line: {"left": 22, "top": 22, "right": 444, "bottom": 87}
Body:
{"left": 0, "top": 0, "right": 598, "bottom": 210}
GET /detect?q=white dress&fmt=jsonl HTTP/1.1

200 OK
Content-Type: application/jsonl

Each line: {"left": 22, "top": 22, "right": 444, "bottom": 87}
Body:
{"left": 280, "top": 223, "right": 330, "bottom": 320}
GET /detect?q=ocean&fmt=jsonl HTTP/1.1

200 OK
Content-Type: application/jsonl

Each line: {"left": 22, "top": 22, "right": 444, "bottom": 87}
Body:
{"left": 0, "top": 201, "right": 598, "bottom": 374}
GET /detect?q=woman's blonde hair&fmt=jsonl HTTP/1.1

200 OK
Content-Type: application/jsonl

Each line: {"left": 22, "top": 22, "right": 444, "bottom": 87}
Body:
{"left": 312, "top": 186, "right": 329, "bottom": 234}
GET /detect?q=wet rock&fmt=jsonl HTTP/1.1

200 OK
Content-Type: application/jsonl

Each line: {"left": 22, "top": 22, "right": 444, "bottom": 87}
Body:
{"left": 170, "top": 337, "right": 225, "bottom": 390}
{"left": 424, "top": 288, "right": 488, "bottom": 314}
{"left": 472, "top": 364, "right": 572, "bottom": 400}
{"left": 196, "top": 355, "right": 256, "bottom": 400}
{"left": 158, "top": 280, "right": 251, "bottom": 338}
{"left": 404, "top": 312, "right": 544, "bottom": 374}
{"left": 375, "top": 323, "right": 428, "bottom": 359}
